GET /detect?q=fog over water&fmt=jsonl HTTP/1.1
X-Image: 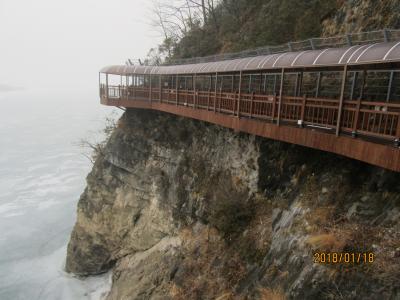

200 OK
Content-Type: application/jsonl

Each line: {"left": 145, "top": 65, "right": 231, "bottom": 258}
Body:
{"left": 0, "top": 90, "right": 119, "bottom": 299}
{"left": 0, "top": 0, "right": 159, "bottom": 299}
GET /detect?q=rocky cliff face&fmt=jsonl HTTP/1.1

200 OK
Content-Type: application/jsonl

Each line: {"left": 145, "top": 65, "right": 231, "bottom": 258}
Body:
{"left": 66, "top": 109, "right": 400, "bottom": 299}
{"left": 322, "top": 0, "right": 400, "bottom": 36}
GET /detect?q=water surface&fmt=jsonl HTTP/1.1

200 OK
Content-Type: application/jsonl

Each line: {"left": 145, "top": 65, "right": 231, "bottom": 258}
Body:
{"left": 0, "top": 89, "right": 120, "bottom": 300}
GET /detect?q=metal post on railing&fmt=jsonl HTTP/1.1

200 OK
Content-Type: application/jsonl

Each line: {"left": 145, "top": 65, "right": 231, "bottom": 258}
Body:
{"left": 336, "top": 64, "right": 348, "bottom": 136}
{"left": 383, "top": 28, "right": 389, "bottom": 42}
{"left": 277, "top": 68, "right": 285, "bottom": 126}
{"left": 346, "top": 34, "right": 352, "bottom": 46}
{"left": 288, "top": 42, "right": 293, "bottom": 52}
{"left": 309, "top": 38, "right": 315, "bottom": 50}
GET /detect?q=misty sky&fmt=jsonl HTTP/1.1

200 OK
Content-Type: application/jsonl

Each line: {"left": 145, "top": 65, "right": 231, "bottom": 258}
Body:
{"left": 0, "top": 0, "right": 161, "bottom": 91}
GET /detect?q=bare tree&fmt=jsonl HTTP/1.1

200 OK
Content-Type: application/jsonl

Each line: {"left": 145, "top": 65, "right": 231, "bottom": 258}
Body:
{"left": 149, "top": 0, "right": 221, "bottom": 61}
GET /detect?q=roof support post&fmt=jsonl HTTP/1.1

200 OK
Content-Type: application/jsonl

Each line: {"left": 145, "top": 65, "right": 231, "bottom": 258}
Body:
{"left": 396, "top": 113, "right": 400, "bottom": 142}
{"left": 277, "top": 68, "right": 285, "bottom": 126}
{"left": 194, "top": 74, "right": 197, "bottom": 109}
{"left": 159, "top": 75, "right": 162, "bottom": 103}
{"left": 315, "top": 72, "right": 321, "bottom": 98}
{"left": 300, "top": 94, "right": 307, "bottom": 124}
{"left": 120, "top": 75, "right": 122, "bottom": 100}
{"left": 219, "top": 76, "right": 223, "bottom": 112}
{"left": 271, "top": 93, "right": 277, "bottom": 121}
{"left": 295, "top": 71, "right": 303, "bottom": 97}
{"left": 352, "top": 93, "right": 361, "bottom": 135}
{"left": 214, "top": 73, "right": 218, "bottom": 112}
{"left": 258, "top": 71, "right": 263, "bottom": 94}
{"left": 237, "top": 70, "right": 243, "bottom": 118}
{"left": 350, "top": 71, "right": 358, "bottom": 100}
{"left": 387, "top": 71, "right": 394, "bottom": 102}
{"left": 106, "top": 73, "right": 109, "bottom": 101}
{"left": 263, "top": 73, "right": 267, "bottom": 94}
{"left": 98, "top": 72, "right": 101, "bottom": 98}
{"left": 133, "top": 75, "right": 136, "bottom": 99}
{"left": 125, "top": 75, "right": 128, "bottom": 97}
{"left": 250, "top": 91, "right": 254, "bottom": 118}
{"left": 336, "top": 64, "right": 348, "bottom": 136}
{"left": 176, "top": 74, "right": 179, "bottom": 106}
{"left": 248, "top": 74, "right": 252, "bottom": 94}
{"left": 207, "top": 75, "right": 211, "bottom": 111}
{"left": 149, "top": 74, "right": 152, "bottom": 103}
{"left": 359, "top": 70, "right": 366, "bottom": 100}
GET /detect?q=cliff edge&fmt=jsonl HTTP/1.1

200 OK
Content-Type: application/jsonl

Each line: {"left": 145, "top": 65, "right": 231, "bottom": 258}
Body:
{"left": 67, "top": 109, "right": 400, "bottom": 299}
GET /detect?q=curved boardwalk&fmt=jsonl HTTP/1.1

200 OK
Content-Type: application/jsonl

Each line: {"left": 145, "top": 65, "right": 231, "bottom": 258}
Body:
{"left": 99, "top": 41, "right": 400, "bottom": 172}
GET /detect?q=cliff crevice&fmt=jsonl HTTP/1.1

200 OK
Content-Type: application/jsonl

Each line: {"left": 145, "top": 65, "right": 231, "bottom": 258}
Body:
{"left": 67, "top": 109, "right": 400, "bottom": 299}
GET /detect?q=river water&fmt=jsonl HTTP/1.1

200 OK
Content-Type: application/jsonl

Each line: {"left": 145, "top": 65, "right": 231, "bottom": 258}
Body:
{"left": 0, "top": 89, "right": 120, "bottom": 300}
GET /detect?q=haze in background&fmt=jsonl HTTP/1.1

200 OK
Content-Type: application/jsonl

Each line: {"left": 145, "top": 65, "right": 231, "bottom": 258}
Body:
{"left": 0, "top": 1, "right": 160, "bottom": 299}
{"left": 0, "top": 0, "right": 159, "bottom": 92}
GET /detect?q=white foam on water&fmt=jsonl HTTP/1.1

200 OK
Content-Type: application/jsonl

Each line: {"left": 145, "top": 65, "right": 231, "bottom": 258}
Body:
{"left": 0, "top": 89, "right": 120, "bottom": 299}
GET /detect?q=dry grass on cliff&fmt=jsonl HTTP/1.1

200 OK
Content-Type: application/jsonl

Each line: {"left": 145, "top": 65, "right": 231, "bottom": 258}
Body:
{"left": 169, "top": 226, "right": 247, "bottom": 299}
{"left": 258, "top": 287, "right": 286, "bottom": 300}
{"left": 306, "top": 233, "right": 349, "bottom": 252}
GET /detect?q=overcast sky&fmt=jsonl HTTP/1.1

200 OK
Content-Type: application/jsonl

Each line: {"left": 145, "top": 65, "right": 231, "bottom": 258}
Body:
{"left": 0, "top": 0, "right": 161, "bottom": 92}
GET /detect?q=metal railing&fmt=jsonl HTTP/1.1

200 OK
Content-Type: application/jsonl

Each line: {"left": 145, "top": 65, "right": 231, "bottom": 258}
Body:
{"left": 100, "top": 84, "right": 400, "bottom": 143}
{"left": 127, "top": 29, "right": 400, "bottom": 66}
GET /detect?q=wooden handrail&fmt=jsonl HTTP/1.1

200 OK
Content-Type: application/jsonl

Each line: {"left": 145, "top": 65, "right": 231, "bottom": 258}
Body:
{"left": 103, "top": 85, "right": 400, "bottom": 142}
